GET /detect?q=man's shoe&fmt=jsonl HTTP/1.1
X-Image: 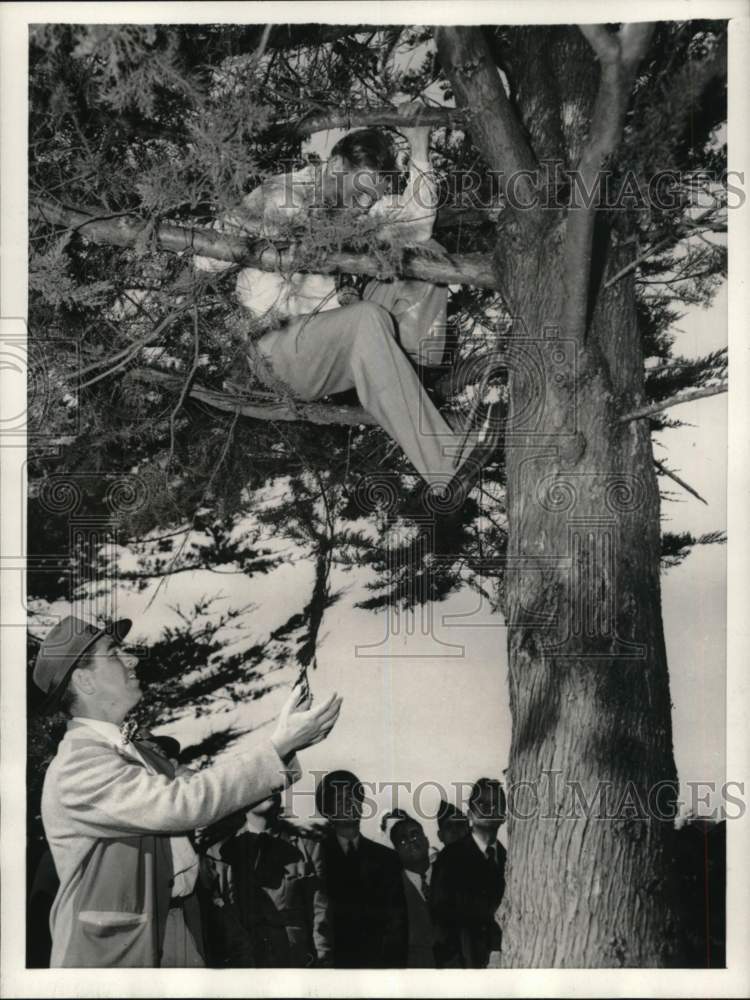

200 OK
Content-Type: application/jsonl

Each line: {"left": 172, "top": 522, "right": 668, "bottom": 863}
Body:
{"left": 395, "top": 404, "right": 501, "bottom": 521}
{"left": 443, "top": 401, "right": 502, "bottom": 505}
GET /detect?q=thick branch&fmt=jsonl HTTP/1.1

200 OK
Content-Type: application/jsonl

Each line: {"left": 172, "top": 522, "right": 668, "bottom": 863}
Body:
{"left": 31, "top": 199, "right": 499, "bottom": 289}
{"left": 264, "top": 24, "right": 371, "bottom": 50}
{"left": 619, "top": 381, "right": 728, "bottom": 422}
{"left": 563, "top": 23, "right": 655, "bottom": 341}
{"left": 434, "top": 27, "right": 539, "bottom": 214}
{"left": 288, "top": 106, "right": 468, "bottom": 137}
{"left": 129, "top": 368, "right": 378, "bottom": 427}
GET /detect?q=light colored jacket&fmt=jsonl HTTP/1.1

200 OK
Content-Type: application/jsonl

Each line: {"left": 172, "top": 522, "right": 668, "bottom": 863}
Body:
{"left": 41, "top": 721, "right": 300, "bottom": 967}
{"left": 195, "top": 158, "right": 440, "bottom": 324}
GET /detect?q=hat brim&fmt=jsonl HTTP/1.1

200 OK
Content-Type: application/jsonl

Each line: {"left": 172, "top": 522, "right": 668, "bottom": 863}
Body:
{"left": 39, "top": 618, "right": 133, "bottom": 715}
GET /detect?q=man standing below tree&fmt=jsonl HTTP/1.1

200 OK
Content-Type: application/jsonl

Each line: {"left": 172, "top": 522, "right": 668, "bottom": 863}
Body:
{"left": 33, "top": 615, "right": 341, "bottom": 968}
{"left": 315, "top": 770, "right": 407, "bottom": 968}
{"left": 204, "top": 792, "right": 332, "bottom": 967}
{"left": 431, "top": 777, "right": 507, "bottom": 968}
{"left": 384, "top": 811, "right": 440, "bottom": 968}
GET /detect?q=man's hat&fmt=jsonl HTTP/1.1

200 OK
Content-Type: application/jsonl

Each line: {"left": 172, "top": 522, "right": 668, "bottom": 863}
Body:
{"left": 32, "top": 615, "right": 132, "bottom": 714}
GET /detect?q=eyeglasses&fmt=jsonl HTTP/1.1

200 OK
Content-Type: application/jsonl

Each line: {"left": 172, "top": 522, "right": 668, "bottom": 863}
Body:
{"left": 394, "top": 831, "right": 424, "bottom": 848}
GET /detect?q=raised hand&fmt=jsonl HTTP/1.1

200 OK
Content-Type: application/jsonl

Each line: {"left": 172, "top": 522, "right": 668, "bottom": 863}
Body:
{"left": 271, "top": 682, "right": 342, "bottom": 759}
{"left": 396, "top": 101, "right": 431, "bottom": 161}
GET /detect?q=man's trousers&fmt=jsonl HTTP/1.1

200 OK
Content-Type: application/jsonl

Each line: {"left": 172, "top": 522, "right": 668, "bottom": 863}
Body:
{"left": 251, "top": 280, "right": 468, "bottom": 486}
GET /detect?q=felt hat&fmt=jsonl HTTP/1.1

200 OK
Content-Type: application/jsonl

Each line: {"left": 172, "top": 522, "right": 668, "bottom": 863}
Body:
{"left": 32, "top": 615, "right": 132, "bottom": 713}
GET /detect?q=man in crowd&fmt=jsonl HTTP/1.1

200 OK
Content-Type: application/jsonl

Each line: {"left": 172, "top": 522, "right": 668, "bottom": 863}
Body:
{"left": 431, "top": 777, "right": 507, "bottom": 968}
{"left": 315, "top": 770, "right": 407, "bottom": 967}
{"left": 195, "top": 109, "right": 496, "bottom": 499}
{"left": 436, "top": 799, "right": 470, "bottom": 848}
{"left": 201, "top": 792, "right": 332, "bottom": 967}
{"left": 384, "top": 811, "right": 439, "bottom": 968}
{"left": 34, "top": 614, "right": 341, "bottom": 967}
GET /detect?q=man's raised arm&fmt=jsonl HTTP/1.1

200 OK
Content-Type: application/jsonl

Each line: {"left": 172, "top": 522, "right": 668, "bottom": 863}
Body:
{"left": 369, "top": 103, "right": 440, "bottom": 246}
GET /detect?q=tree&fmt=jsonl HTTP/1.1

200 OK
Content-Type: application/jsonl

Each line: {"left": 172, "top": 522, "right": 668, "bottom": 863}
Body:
{"left": 27, "top": 21, "right": 727, "bottom": 966}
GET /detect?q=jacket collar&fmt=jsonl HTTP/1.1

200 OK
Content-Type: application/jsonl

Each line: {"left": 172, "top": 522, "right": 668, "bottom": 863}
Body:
{"left": 64, "top": 717, "right": 146, "bottom": 766}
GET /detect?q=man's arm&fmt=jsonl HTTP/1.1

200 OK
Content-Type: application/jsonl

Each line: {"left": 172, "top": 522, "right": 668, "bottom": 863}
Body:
{"left": 368, "top": 104, "right": 440, "bottom": 245}
{"left": 58, "top": 737, "right": 298, "bottom": 838}
{"left": 58, "top": 686, "right": 341, "bottom": 839}
{"left": 430, "top": 848, "right": 465, "bottom": 967}
{"left": 305, "top": 838, "right": 334, "bottom": 967}
{"left": 193, "top": 184, "right": 267, "bottom": 275}
{"left": 380, "top": 854, "right": 409, "bottom": 968}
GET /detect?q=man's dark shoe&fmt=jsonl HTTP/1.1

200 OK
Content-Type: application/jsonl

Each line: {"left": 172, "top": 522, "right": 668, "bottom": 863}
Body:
{"left": 397, "top": 404, "right": 501, "bottom": 521}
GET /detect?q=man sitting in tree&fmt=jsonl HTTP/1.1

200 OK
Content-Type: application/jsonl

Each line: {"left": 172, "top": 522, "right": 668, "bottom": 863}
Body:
{"left": 195, "top": 106, "right": 495, "bottom": 500}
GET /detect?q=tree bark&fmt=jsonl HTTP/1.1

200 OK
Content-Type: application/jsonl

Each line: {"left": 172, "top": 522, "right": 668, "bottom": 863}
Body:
{"left": 499, "top": 238, "right": 681, "bottom": 967}
{"left": 438, "top": 25, "right": 682, "bottom": 967}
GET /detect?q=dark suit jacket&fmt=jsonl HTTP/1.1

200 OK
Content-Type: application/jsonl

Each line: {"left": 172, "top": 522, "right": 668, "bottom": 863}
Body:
{"left": 431, "top": 833, "right": 506, "bottom": 968}
{"left": 321, "top": 833, "right": 407, "bottom": 968}
{"left": 215, "top": 825, "right": 332, "bottom": 967}
{"left": 27, "top": 848, "right": 59, "bottom": 968}
{"left": 401, "top": 868, "right": 438, "bottom": 968}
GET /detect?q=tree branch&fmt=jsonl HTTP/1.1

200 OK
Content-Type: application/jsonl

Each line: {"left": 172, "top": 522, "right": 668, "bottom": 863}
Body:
{"left": 619, "top": 381, "right": 728, "bottom": 422}
{"left": 434, "top": 27, "right": 539, "bottom": 215}
{"left": 563, "top": 23, "right": 655, "bottom": 341}
{"left": 129, "top": 368, "right": 379, "bottom": 427}
{"left": 31, "top": 199, "right": 499, "bottom": 289}
{"left": 283, "top": 105, "right": 468, "bottom": 138}
{"left": 603, "top": 205, "right": 727, "bottom": 290}
{"left": 654, "top": 458, "right": 708, "bottom": 505}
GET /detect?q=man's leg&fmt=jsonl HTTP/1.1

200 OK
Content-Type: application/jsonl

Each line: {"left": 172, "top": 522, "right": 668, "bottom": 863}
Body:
{"left": 254, "top": 302, "right": 467, "bottom": 485}
{"left": 362, "top": 279, "right": 448, "bottom": 368}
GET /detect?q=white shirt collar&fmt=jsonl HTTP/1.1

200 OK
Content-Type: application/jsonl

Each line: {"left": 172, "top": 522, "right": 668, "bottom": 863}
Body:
{"left": 403, "top": 864, "right": 431, "bottom": 896}
{"left": 471, "top": 830, "right": 497, "bottom": 856}
{"left": 244, "top": 811, "right": 270, "bottom": 836}
{"left": 336, "top": 832, "right": 360, "bottom": 853}
{"left": 71, "top": 716, "right": 148, "bottom": 768}
{"left": 72, "top": 716, "right": 125, "bottom": 746}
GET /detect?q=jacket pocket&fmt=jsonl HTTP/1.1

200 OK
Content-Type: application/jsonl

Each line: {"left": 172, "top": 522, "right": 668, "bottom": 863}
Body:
{"left": 78, "top": 909, "right": 149, "bottom": 936}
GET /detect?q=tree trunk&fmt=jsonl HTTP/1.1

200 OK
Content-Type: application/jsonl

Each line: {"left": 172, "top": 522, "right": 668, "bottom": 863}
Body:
{"left": 498, "top": 234, "right": 682, "bottom": 966}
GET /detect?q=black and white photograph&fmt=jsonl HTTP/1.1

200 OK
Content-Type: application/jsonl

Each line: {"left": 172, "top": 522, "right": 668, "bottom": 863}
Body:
{"left": 1, "top": 1, "right": 748, "bottom": 996}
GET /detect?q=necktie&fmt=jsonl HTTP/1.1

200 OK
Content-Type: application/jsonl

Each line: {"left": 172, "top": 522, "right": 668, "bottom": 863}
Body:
{"left": 119, "top": 718, "right": 140, "bottom": 744}
{"left": 420, "top": 871, "right": 430, "bottom": 902}
{"left": 486, "top": 845, "right": 496, "bottom": 865}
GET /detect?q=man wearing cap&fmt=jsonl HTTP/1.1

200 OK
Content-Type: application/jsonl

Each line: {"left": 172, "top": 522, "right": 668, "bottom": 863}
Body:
{"left": 34, "top": 615, "right": 341, "bottom": 968}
